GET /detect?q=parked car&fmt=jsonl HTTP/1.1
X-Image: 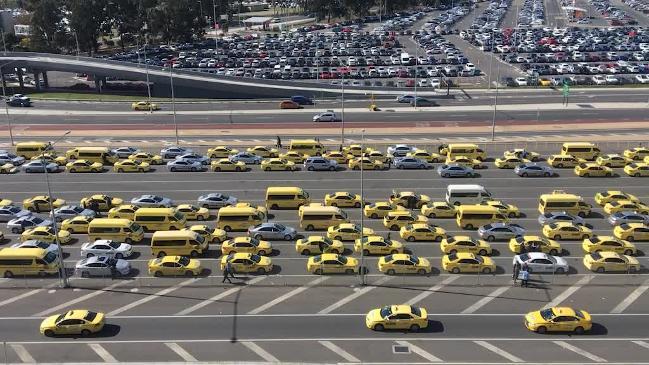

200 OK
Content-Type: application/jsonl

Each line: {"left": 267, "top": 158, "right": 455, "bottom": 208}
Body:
{"left": 248, "top": 223, "right": 297, "bottom": 240}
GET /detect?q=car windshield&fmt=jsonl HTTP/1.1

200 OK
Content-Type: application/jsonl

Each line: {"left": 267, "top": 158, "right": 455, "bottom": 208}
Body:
{"left": 174, "top": 211, "right": 185, "bottom": 221}
{"left": 338, "top": 256, "right": 348, "bottom": 265}
{"left": 32, "top": 217, "right": 44, "bottom": 224}
{"left": 43, "top": 252, "right": 57, "bottom": 264}
{"left": 448, "top": 253, "right": 458, "bottom": 261}
{"left": 275, "top": 224, "right": 286, "bottom": 230}
{"left": 446, "top": 237, "right": 456, "bottom": 243}
{"left": 410, "top": 256, "right": 420, "bottom": 265}
{"left": 72, "top": 206, "right": 83, "bottom": 213}
{"left": 619, "top": 223, "right": 631, "bottom": 230}
{"left": 410, "top": 306, "right": 421, "bottom": 317}
{"left": 313, "top": 255, "right": 322, "bottom": 263}
{"left": 151, "top": 196, "right": 163, "bottom": 202}
{"left": 109, "top": 241, "right": 121, "bottom": 249}
{"left": 55, "top": 314, "right": 65, "bottom": 324}
{"left": 36, "top": 242, "right": 48, "bottom": 249}
{"left": 380, "top": 306, "right": 392, "bottom": 318}
{"left": 575, "top": 310, "right": 586, "bottom": 319}
{"left": 178, "top": 256, "right": 190, "bottom": 266}
{"left": 590, "top": 237, "right": 601, "bottom": 243}
{"left": 131, "top": 223, "right": 142, "bottom": 231}
{"left": 539, "top": 308, "right": 554, "bottom": 320}
{"left": 8, "top": 206, "right": 20, "bottom": 213}
{"left": 519, "top": 254, "right": 529, "bottom": 261}
{"left": 250, "top": 254, "right": 262, "bottom": 263}
{"left": 591, "top": 252, "right": 602, "bottom": 260}
{"left": 107, "top": 258, "right": 118, "bottom": 266}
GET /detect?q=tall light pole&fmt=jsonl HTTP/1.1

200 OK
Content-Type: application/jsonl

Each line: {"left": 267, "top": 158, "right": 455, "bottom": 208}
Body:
{"left": 169, "top": 65, "right": 179, "bottom": 145}
{"left": 413, "top": 47, "right": 418, "bottom": 107}
{"left": 1, "top": 60, "right": 15, "bottom": 145}
{"left": 359, "top": 128, "right": 365, "bottom": 286}
{"left": 212, "top": 0, "right": 219, "bottom": 48}
{"left": 341, "top": 70, "right": 345, "bottom": 145}
{"left": 143, "top": 37, "right": 153, "bottom": 112}
{"left": 74, "top": 32, "right": 80, "bottom": 59}
{"left": 491, "top": 59, "right": 501, "bottom": 141}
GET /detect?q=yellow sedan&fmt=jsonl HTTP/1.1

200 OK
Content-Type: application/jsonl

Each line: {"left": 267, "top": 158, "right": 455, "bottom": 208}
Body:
{"left": 442, "top": 252, "right": 496, "bottom": 274}
{"left": 21, "top": 226, "right": 72, "bottom": 244}
{"left": 364, "top": 201, "right": 406, "bottom": 219}
{"left": 421, "top": 202, "right": 457, "bottom": 218}
{"left": 364, "top": 149, "right": 391, "bottom": 164}
{"left": 221, "top": 237, "right": 272, "bottom": 256}
{"left": 504, "top": 149, "right": 541, "bottom": 161}
{"left": 131, "top": 101, "right": 159, "bottom": 111}
{"left": 261, "top": 158, "right": 297, "bottom": 171}
{"left": 247, "top": 146, "right": 279, "bottom": 158}
{"left": 207, "top": 146, "right": 238, "bottom": 159}
{"left": 440, "top": 236, "right": 492, "bottom": 255}
{"left": 366, "top": 305, "right": 428, "bottom": 331}
{"left": 326, "top": 223, "right": 374, "bottom": 241}
{"left": 354, "top": 235, "right": 405, "bottom": 255}
{"left": 306, "top": 253, "right": 358, "bottom": 275}
{"left": 582, "top": 236, "right": 636, "bottom": 255}
{"left": 61, "top": 215, "right": 94, "bottom": 234}
{"left": 494, "top": 156, "right": 530, "bottom": 169}
{"left": 594, "top": 190, "right": 639, "bottom": 206}
{"left": 32, "top": 153, "right": 68, "bottom": 166}
{"left": 183, "top": 224, "right": 227, "bottom": 244}
{"left": 128, "top": 152, "right": 164, "bottom": 165}
{"left": 596, "top": 154, "right": 631, "bottom": 168}
{"left": 625, "top": 163, "right": 649, "bottom": 177}
{"left": 113, "top": 160, "right": 150, "bottom": 173}
{"left": 480, "top": 200, "right": 521, "bottom": 218}
{"left": 378, "top": 254, "right": 431, "bottom": 275}
{"left": 81, "top": 195, "right": 123, "bottom": 211}
{"left": 295, "top": 236, "right": 344, "bottom": 255}
{"left": 220, "top": 253, "right": 273, "bottom": 274}
{"left": 342, "top": 144, "right": 367, "bottom": 157}
{"left": 389, "top": 191, "right": 431, "bottom": 208}
{"left": 399, "top": 223, "right": 446, "bottom": 242}
{"left": 407, "top": 149, "right": 443, "bottom": 163}
{"left": 583, "top": 251, "right": 640, "bottom": 273}
{"left": 0, "top": 197, "right": 12, "bottom": 206}
{"left": 574, "top": 163, "right": 613, "bottom": 177}
{"left": 509, "top": 236, "right": 561, "bottom": 255}
{"left": 65, "top": 160, "right": 103, "bottom": 173}
{"left": 0, "top": 163, "right": 18, "bottom": 174}
{"left": 348, "top": 157, "right": 385, "bottom": 170}
{"left": 604, "top": 200, "right": 649, "bottom": 215}
{"left": 108, "top": 204, "right": 138, "bottom": 220}
{"left": 23, "top": 195, "right": 65, "bottom": 212}
{"left": 148, "top": 256, "right": 203, "bottom": 277}
{"left": 525, "top": 307, "right": 591, "bottom": 334}
{"left": 624, "top": 147, "right": 649, "bottom": 160}
{"left": 176, "top": 204, "right": 209, "bottom": 221}
{"left": 40, "top": 310, "right": 105, "bottom": 337}
{"left": 383, "top": 211, "right": 428, "bottom": 231}
{"left": 543, "top": 222, "right": 592, "bottom": 240}
{"left": 323, "top": 151, "right": 348, "bottom": 164}
{"left": 446, "top": 155, "right": 485, "bottom": 169}
{"left": 614, "top": 223, "right": 649, "bottom": 241}
{"left": 547, "top": 154, "right": 585, "bottom": 168}
{"left": 324, "top": 191, "right": 363, "bottom": 208}
{"left": 279, "top": 151, "right": 308, "bottom": 163}
{"left": 211, "top": 159, "right": 246, "bottom": 172}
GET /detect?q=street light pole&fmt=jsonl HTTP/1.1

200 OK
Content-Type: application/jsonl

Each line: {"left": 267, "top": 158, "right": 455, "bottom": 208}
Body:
{"left": 341, "top": 71, "right": 345, "bottom": 145}
{"left": 212, "top": 0, "right": 219, "bottom": 48}
{"left": 169, "top": 65, "right": 179, "bottom": 145}
{"left": 74, "top": 32, "right": 80, "bottom": 59}
{"left": 1, "top": 71, "right": 14, "bottom": 146}
{"left": 359, "top": 128, "right": 365, "bottom": 286}
{"left": 491, "top": 59, "right": 501, "bottom": 141}
{"left": 413, "top": 46, "right": 418, "bottom": 107}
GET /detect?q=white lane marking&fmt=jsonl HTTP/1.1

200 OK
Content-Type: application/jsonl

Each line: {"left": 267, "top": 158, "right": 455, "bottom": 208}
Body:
{"left": 34, "top": 281, "right": 127, "bottom": 317}
{"left": 395, "top": 340, "right": 442, "bottom": 362}
{"left": 633, "top": 340, "right": 649, "bottom": 350}
{"left": 165, "top": 342, "right": 198, "bottom": 362}
{"left": 611, "top": 279, "right": 649, "bottom": 313}
{"left": 406, "top": 276, "right": 459, "bottom": 306}
{"left": 108, "top": 278, "right": 198, "bottom": 316}
{"left": 318, "top": 277, "right": 392, "bottom": 314}
{"left": 473, "top": 340, "right": 524, "bottom": 363}
{"left": 10, "top": 344, "right": 36, "bottom": 363}
{"left": 176, "top": 276, "right": 267, "bottom": 315}
{"left": 461, "top": 286, "right": 511, "bottom": 314}
{"left": 88, "top": 343, "right": 118, "bottom": 363}
{"left": 319, "top": 340, "right": 361, "bottom": 362}
{"left": 247, "top": 276, "right": 329, "bottom": 314}
{"left": 0, "top": 282, "right": 57, "bottom": 307}
{"left": 241, "top": 341, "right": 279, "bottom": 362}
{"left": 543, "top": 275, "right": 594, "bottom": 309}
{"left": 553, "top": 340, "right": 608, "bottom": 363}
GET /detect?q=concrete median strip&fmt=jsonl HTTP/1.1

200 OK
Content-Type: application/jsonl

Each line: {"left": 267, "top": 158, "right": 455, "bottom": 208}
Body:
{"left": 241, "top": 341, "right": 279, "bottom": 362}
{"left": 395, "top": 340, "right": 442, "bottom": 362}
{"left": 461, "top": 286, "right": 511, "bottom": 314}
{"left": 319, "top": 340, "right": 361, "bottom": 363}
{"left": 165, "top": 342, "right": 197, "bottom": 362}
{"left": 10, "top": 344, "right": 36, "bottom": 363}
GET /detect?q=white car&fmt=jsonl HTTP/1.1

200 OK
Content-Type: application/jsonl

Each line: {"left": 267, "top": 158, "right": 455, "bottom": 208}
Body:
{"left": 605, "top": 75, "right": 619, "bottom": 84}
{"left": 313, "top": 111, "right": 340, "bottom": 122}
{"left": 11, "top": 240, "right": 60, "bottom": 256}
{"left": 592, "top": 75, "right": 606, "bottom": 85}
{"left": 418, "top": 79, "right": 430, "bottom": 87}
{"left": 514, "top": 77, "right": 528, "bottom": 86}
{"left": 81, "top": 240, "right": 133, "bottom": 259}
{"left": 387, "top": 144, "right": 416, "bottom": 157}
{"left": 430, "top": 78, "right": 441, "bottom": 88}
{"left": 513, "top": 252, "right": 569, "bottom": 274}
{"left": 635, "top": 75, "right": 649, "bottom": 84}
{"left": 112, "top": 147, "right": 140, "bottom": 159}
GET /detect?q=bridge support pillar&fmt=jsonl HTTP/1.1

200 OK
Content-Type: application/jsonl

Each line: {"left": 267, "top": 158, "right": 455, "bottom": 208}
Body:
{"left": 33, "top": 72, "right": 41, "bottom": 91}
{"left": 16, "top": 68, "right": 24, "bottom": 89}
{"left": 100, "top": 77, "right": 107, "bottom": 89}
{"left": 1, "top": 71, "right": 6, "bottom": 92}
{"left": 94, "top": 76, "right": 102, "bottom": 93}
{"left": 42, "top": 71, "right": 49, "bottom": 88}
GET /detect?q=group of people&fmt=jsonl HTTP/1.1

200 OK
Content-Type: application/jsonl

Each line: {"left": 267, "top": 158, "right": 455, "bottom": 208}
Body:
{"left": 513, "top": 261, "right": 530, "bottom": 287}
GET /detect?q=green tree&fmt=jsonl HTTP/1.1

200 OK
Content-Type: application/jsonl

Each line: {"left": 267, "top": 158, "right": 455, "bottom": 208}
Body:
{"left": 65, "top": 0, "right": 109, "bottom": 55}
{"left": 148, "top": 0, "right": 205, "bottom": 43}
{"left": 25, "top": 0, "right": 66, "bottom": 52}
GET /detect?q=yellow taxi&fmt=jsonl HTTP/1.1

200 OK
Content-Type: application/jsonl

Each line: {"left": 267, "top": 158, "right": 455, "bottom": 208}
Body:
{"left": 389, "top": 191, "right": 431, "bottom": 208}
{"left": 440, "top": 236, "right": 492, "bottom": 255}
{"left": 32, "top": 153, "right": 68, "bottom": 165}
{"left": 324, "top": 191, "right": 363, "bottom": 208}
{"left": 582, "top": 236, "right": 636, "bottom": 255}
{"left": 604, "top": 200, "right": 649, "bottom": 215}
{"left": 322, "top": 151, "right": 348, "bottom": 164}
{"left": 421, "top": 201, "right": 457, "bottom": 218}
{"left": 442, "top": 252, "right": 496, "bottom": 274}
{"left": 108, "top": 204, "right": 138, "bottom": 220}
{"left": 220, "top": 253, "right": 273, "bottom": 274}
{"left": 574, "top": 163, "right": 613, "bottom": 177}
{"left": 494, "top": 156, "right": 530, "bottom": 169}
{"left": 211, "top": 159, "right": 246, "bottom": 172}
{"left": 40, "top": 310, "right": 105, "bottom": 337}
{"left": 547, "top": 154, "right": 585, "bottom": 168}
{"left": 509, "top": 236, "right": 561, "bottom": 255}
{"left": 113, "top": 160, "right": 150, "bottom": 173}
{"left": 364, "top": 201, "right": 406, "bottom": 219}
{"left": 327, "top": 223, "right": 374, "bottom": 241}
{"left": 0, "top": 163, "right": 18, "bottom": 174}
{"left": 400, "top": 223, "right": 447, "bottom": 242}
{"left": 260, "top": 158, "right": 297, "bottom": 171}
{"left": 343, "top": 144, "right": 367, "bottom": 157}
{"left": 583, "top": 251, "right": 640, "bottom": 273}
{"left": 307, "top": 253, "right": 358, "bottom": 275}
{"left": 221, "top": 236, "right": 272, "bottom": 256}
{"left": 247, "top": 146, "right": 279, "bottom": 158}
{"left": 21, "top": 226, "right": 72, "bottom": 244}
{"left": 614, "top": 223, "right": 649, "bottom": 241}
{"left": 364, "top": 149, "right": 391, "bottom": 164}
{"left": 525, "top": 307, "right": 591, "bottom": 334}
{"left": 378, "top": 254, "right": 431, "bottom": 275}
{"left": 232, "top": 202, "right": 268, "bottom": 220}
{"left": 480, "top": 200, "right": 521, "bottom": 218}
{"left": 0, "top": 197, "right": 12, "bottom": 206}
{"left": 183, "top": 224, "right": 227, "bottom": 244}
{"left": 148, "top": 255, "right": 203, "bottom": 277}
{"left": 383, "top": 210, "right": 428, "bottom": 230}
{"left": 407, "top": 149, "right": 443, "bottom": 163}
{"left": 366, "top": 305, "right": 428, "bottom": 331}
{"left": 279, "top": 150, "right": 308, "bottom": 163}
{"left": 504, "top": 149, "right": 541, "bottom": 161}
{"left": 624, "top": 162, "right": 649, "bottom": 177}
{"left": 596, "top": 154, "right": 631, "bottom": 168}
{"left": 61, "top": 215, "right": 94, "bottom": 234}
{"left": 80, "top": 195, "right": 123, "bottom": 211}
{"left": 295, "top": 236, "right": 344, "bottom": 255}
{"left": 128, "top": 152, "right": 164, "bottom": 165}
{"left": 445, "top": 155, "right": 484, "bottom": 169}
{"left": 207, "top": 146, "right": 239, "bottom": 159}
{"left": 594, "top": 190, "right": 639, "bottom": 206}
{"left": 23, "top": 195, "right": 65, "bottom": 212}
{"left": 354, "top": 235, "right": 405, "bottom": 255}
{"left": 348, "top": 157, "right": 385, "bottom": 170}
{"left": 176, "top": 204, "right": 209, "bottom": 221}
{"left": 543, "top": 222, "right": 592, "bottom": 240}
{"left": 65, "top": 160, "right": 103, "bottom": 173}
{"left": 131, "top": 101, "right": 159, "bottom": 111}
{"left": 623, "top": 147, "right": 649, "bottom": 160}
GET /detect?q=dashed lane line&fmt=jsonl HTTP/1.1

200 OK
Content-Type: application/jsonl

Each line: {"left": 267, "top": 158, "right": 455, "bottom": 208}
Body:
{"left": 10, "top": 344, "right": 36, "bottom": 363}
{"left": 165, "top": 342, "right": 198, "bottom": 362}
{"left": 461, "top": 286, "right": 511, "bottom": 314}
{"left": 395, "top": 340, "right": 443, "bottom": 362}
{"left": 553, "top": 340, "right": 608, "bottom": 363}
{"left": 107, "top": 277, "right": 198, "bottom": 316}
{"left": 175, "top": 276, "right": 267, "bottom": 315}
{"left": 88, "top": 343, "right": 118, "bottom": 363}
{"left": 241, "top": 341, "right": 280, "bottom": 362}
{"left": 0, "top": 282, "right": 57, "bottom": 308}
{"left": 247, "top": 276, "right": 329, "bottom": 314}
{"left": 34, "top": 281, "right": 127, "bottom": 317}
{"left": 633, "top": 340, "right": 649, "bottom": 350}
{"left": 473, "top": 340, "right": 524, "bottom": 363}
{"left": 318, "top": 276, "right": 392, "bottom": 314}
{"left": 319, "top": 340, "right": 361, "bottom": 363}
{"left": 611, "top": 279, "right": 649, "bottom": 314}
{"left": 543, "top": 275, "right": 594, "bottom": 309}
{"left": 406, "top": 276, "right": 459, "bottom": 306}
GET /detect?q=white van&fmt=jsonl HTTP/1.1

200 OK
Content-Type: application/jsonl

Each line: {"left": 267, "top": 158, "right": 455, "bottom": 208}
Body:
{"left": 446, "top": 184, "right": 492, "bottom": 206}
{"left": 400, "top": 52, "right": 411, "bottom": 65}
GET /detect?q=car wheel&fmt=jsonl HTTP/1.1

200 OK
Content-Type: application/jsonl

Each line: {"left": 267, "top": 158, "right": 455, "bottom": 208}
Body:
{"left": 479, "top": 249, "right": 487, "bottom": 255}
{"left": 550, "top": 249, "right": 558, "bottom": 256}
{"left": 522, "top": 172, "right": 528, "bottom": 177}
{"left": 605, "top": 173, "right": 611, "bottom": 177}
{"left": 314, "top": 268, "right": 322, "bottom": 275}
{"left": 354, "top": 202, "right": 361, "bottom": 208}
{"left": 574, "top": 326, "right": 585, "bottom": 335}
{"left": 330, "top": 249, "right": 339, "bottom": 254}
{"left": 154, "top": 271, "right": 163, "bottom": 277}
{"left": 283, "top": 234, "right": 292, "bottom": 240}
{"left": 11, "top": 227, "right": 20, "bottom": 234}
{"left": 334, "top": 236, "right": 342, "bottom": 241}
{"left": 224, "top": 226, "right": 231, "bottom": 232}
{"left": 624, "top": 249, "right": 634, "bottom": 256}
{"left": 407, "top": 236, "right": 416, "bottom": 242}
{"left": 482, "top": 267, "right": 492, "bottom": 274}
{"left": 117, "top": 168, "right": 124, "bottom": 173}
{"left": 465, "top": 224, "right": 474, "bottom": 230}
{"left": 254, "top": 234, "right": 263, "bottom": 240}
{"left": 86, "top": 253, "right": 94, "bottom": 258}
{"left": 125, "top": 238, "right": 133, "bottom": 244}
{"left": 170, "top": 167, "right": 176, "bottom": 172}
{"left": 536, "top": 326, "right": 547, "bottom": 334}
{"left": 70, "top": 168, "right": 76, "bottom": 173}
{"left": 487, "top": 235, "right": 495, "bottom": 242}
{"left": 328, "top": 166, "right": 335, "bottom": 171}
{"left": 115, "top": 253, "right": 123, "bottom": 259}
{"left": 306, "top": 225, "right": 314, "bottom": 231}
{"left": 301, "top": 249, "right": 310, "bottom": 255}
{"left": 634, "top": 173, "right": 640, "bottom": 177}
{"left": 185, "top": 271, "right": 194, "bottom": 277}
{"left": 44, "top": 329, "right": 55, "bottom": 337}
{"left": 197, "top": 215, "right": 205, "bottom": 221}
{"left": 451, "top": 267, "right": 460, "bottom": 274}
{"left": 596, "top": 267, "right": 605, "bottom": 273}
{"left": 373, "top": 324, "right": 384, "bottom": 331}
{"left": 190, "top": 250, "right": 198, "bottom": 257}
{"left": 584, "top": 173, "right": 589, "bottom": 177}
{"left": 554, "top": 235, "right": 561, "bottom": 240}
{"left": 443, "top": 173, "right": 450, "bottom": 177}
{"left": 257, "top": 268, "right": 266, "bottom": 274}
{"left": 264, "top": 167, "right": 271, "bottom": 171}
{"left": 363, "top": 249, "right": 370, "bottom": 256}
{"left": 555, "top": 267, "right": 565, "bottom": 274}
{"left": 258, "top": 250, "right": 266, "bottom": 256}
{"left": 410, "top": 324, "right": 420, "bottom": 332}
{"left": 3, "top": 270, "right": 13, "bottom": 278}
{"left": 157, "top": 251, "right": 166, "bottom": 258}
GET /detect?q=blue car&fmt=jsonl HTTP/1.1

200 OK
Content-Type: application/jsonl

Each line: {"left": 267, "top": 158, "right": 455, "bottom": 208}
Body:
{"left": 396, "top": 95, "right": 415, "bottom": 103}
{"left": 437, "top": 164, "right": 475, "bottom": 178}
{"left": 291, "top": 95, "right": 313, "bottom": 105}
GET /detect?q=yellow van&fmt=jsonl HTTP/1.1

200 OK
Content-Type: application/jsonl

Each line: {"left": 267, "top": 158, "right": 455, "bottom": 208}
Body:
{"left": 538, "top": 190, "right": 592, "bottom": 217}
{"left": 298, "top": 204, "right": 349, "bottom": 231}
{"left": 266, "top": 186, "right": 311, "bottom": 209}
{"left": 15, "top": 142, "right": 48, "bottom": 158}
{"left": 87, "top": 218, "right": 144, "bottom": 243}
{"left": 0, "top": 248, "right": 60, "bottom": 278}
{"left": 134, "top": 208, "right": 187, "bottom": 231}
{"left": 65, "top": 147, "right": 119, "bottom": 164}
{"left": 456, "top": 205, "right": 508, "bottom": 230}
{"left": 150, "top": 230, "right": 208, "bottom": 258}
{"left": 289, "top": 139, "right": 326, "bottom": 156}
{"left": 217, "top": 206, "right": 265, "bottom": 231}
{"left": 560, "top": 142, "right": 601, "bottom": 161}
{"left": 446, "top": 143, "right": 487, "bottom": 161}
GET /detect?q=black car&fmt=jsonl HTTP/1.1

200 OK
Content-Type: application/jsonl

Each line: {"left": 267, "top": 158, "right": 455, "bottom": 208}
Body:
{"left": 6, "top": 95, "right": 32, "bottom": 107}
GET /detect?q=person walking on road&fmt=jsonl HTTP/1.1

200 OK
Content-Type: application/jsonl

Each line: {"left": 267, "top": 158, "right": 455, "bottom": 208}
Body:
{"left": 513, "top": 261, "right": 521, "bottom": 284}
{"left": 276, "top": 136, "right": 282, "bottom": 149}
{"left": 222, "top": 262, "right": 235, "bottom": 284}
{"left": 520, "top": 263, "right": 529, "bottom": 287}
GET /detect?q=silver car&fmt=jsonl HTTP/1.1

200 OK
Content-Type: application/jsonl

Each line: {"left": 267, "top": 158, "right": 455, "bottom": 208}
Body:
{"left": 478, "top": 223, "right": 526, "bottom": 241}
{"left": 7, "top": 215, "right": 52, "bottom": 233}
{"left": 437, "top": 164, "right": 475, "bottom": 177}
{"left": 22, "top": 160, "right": 59, "bottom": 173}
{"left": 387, "top": 144, "right": 416, "bottom": 157}
{"left": 248, "top": 223, "right": 297, "bottom": 240}
{"left": 538, "top": 211, "right": 586, "bottom": 226}
{"left": 0, "top": 205, "right": 31, "bottom": 222}
{"left": 130, "top": 194, "right": 174, "bottom": 208}
{"left": 514, "top": 163, "right": 555, "bottom": 177}
{"left": 167, "top": 159, "right": 206, "bottom": 172}
{"left": 11, "top": 240, "right": 60, "bottom": 255}
{"left": 230, "top": 152, "right": 262, "bottom": 164}
{"left": 112, "top": 147, "right": 140, "bottom": 159}
{"left": 75, "top": 256, "right": 131, "bottom": 277}
{"left": 81, "top": 239, "right": 133, "bottom": 259}
{"left": 160, "top": 146, "right": 194, "bottom": 159}
{"left": 197, "top": 193, "right": 238, "bottom": 209}
{"left": 53, "top": 205, "right": 96, "bottom": 221}
{"left": 513, "top": 252, "right": 569, "bottom": 274}
{"left": 0, "top": 153, "right": 25, "bottom": 165}
{"left": 175, "top": 153, "right": 210, "bottom": 165}
{"left": 393, "top": 157, "right": 431, "bottom": 169}
{"left": 607, "top": 211, "right": 649, "bottom": 226}
{"left": 304, "top": 157, "right": 338, "bottom": 171}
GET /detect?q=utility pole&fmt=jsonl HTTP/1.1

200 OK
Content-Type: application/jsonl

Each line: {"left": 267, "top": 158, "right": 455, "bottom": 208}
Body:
{"left": 169, "top": 65, "right": 179, "bottom": 145}
{"left": 359, "top": 128, "right": 365, "bottom": 286}
{"left": 1, "top": 62, "right": 15, "bottom": 145}
{"left": 341, "top": 71, "right": 345, "bottom": 145}
{"left": 491, "top": 59, "right": 501, "bottom": 141}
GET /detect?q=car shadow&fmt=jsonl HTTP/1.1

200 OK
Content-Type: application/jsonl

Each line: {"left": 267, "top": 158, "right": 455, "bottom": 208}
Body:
{"left": 268, "top": 249, "right": 281, "bottom": 257}
{"left": 490, "top": 248, "right": 502, "bottom": 256}
{"left": 588, "top": 212, "right": 605, "bottom": 219}
{"left": 265, "top": 265, "right": 282, "bottom": 275}
{"left": 375, "top": 320, "right": 445, "bottom": 334}
{"left": 49, "top": 324, "right": 121, "bottom": 339}
{"left": 126, "top": 251, "right": 141, "bottom": 260}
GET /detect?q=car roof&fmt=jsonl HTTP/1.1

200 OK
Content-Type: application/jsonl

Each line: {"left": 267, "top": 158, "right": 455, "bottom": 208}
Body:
{"left": 63, "top": 310, "right": 91, "bottom": 320}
